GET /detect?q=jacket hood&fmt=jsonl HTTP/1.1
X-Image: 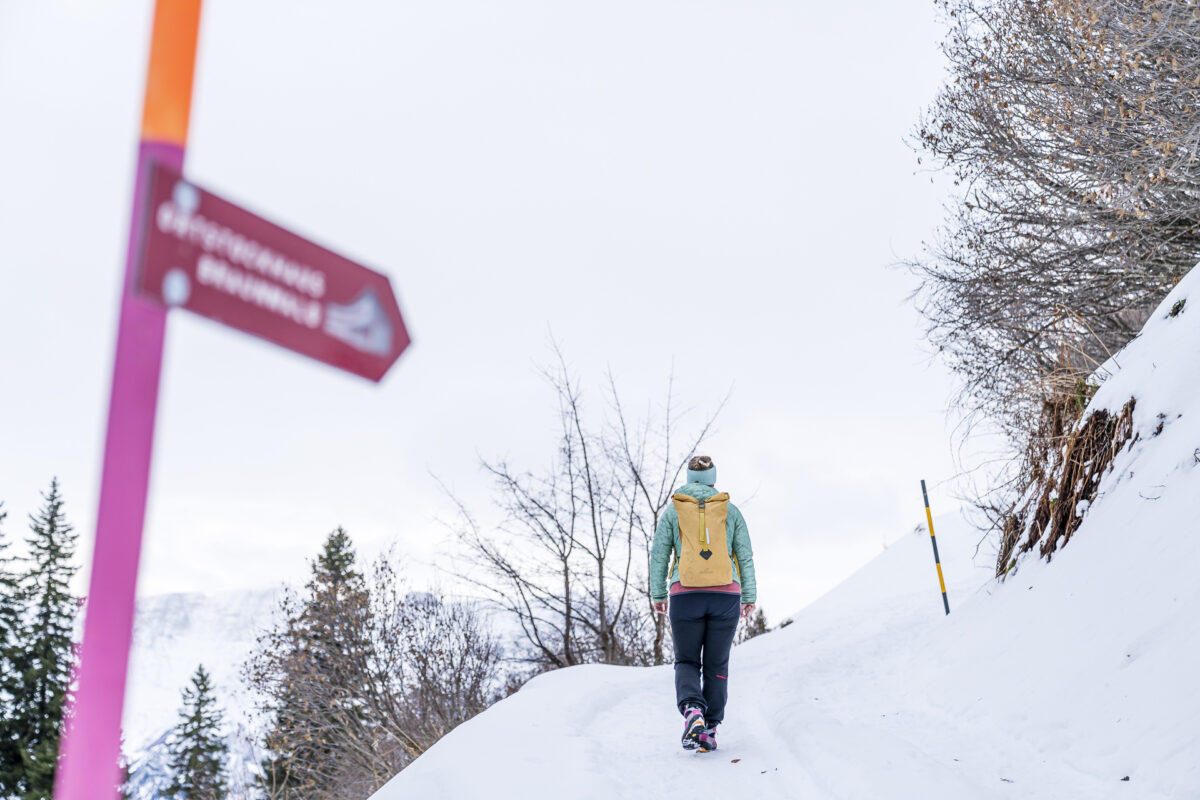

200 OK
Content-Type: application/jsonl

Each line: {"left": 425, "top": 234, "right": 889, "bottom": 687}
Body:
{"left": 675, "top": 481, "right": 719, "bottom": 500}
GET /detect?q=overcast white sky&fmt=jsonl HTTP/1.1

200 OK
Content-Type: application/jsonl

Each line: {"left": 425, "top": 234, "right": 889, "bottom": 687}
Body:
{"left": 0, "top": 0, "right": 971, "bottom": 618}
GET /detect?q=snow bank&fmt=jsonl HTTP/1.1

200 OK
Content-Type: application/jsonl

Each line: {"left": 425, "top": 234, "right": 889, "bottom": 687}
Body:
{"left": 371, "top": 516, "right": 992, "bottom": 800}
{"left": 370, "top": 268, "right": 1200, "bottom": 799}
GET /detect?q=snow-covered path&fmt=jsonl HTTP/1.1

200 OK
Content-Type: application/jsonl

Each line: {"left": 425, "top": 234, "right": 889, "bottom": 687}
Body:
{"left": 373, "top": 489, "right": 1200, "bottom": 799}
{"left": 373, "top": 271, "right": 1200, "bottom": 800}
{"left": 372, "top": 515, "right": 1145, "bottom": 799}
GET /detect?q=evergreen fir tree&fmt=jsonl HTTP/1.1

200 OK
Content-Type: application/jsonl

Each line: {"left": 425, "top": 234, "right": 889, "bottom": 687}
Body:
{"left": 313, "top": 527, "right": 357, "bottom": 583}
{"left": 0, "top": 502, "right": 27, "bottom": 796}
{"left": 252, "top": 527, "right": 372, "bottom": 799}
{"left": 163, "top": 665, "right": 228, "bottom": 800}
{"left": 13, "top": 479, "right": 79, "bottom": 800}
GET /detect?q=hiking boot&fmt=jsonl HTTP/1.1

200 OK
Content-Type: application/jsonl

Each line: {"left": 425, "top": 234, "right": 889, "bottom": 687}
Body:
{"left": 697, "top": 724, "right": 718, "bottom": 752}
{"left": 681, "top": 704, "right": 706, "bottom": 750}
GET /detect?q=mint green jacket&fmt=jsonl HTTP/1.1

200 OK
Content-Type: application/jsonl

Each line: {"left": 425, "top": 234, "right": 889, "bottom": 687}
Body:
{"left": 649, "top": 482, "right": 757, "bottom": 604}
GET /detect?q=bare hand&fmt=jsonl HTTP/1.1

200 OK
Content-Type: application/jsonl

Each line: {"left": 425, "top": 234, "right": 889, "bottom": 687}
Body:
{"left": 653, "top": 600, "right": 668, "bottom": 615}
{"left": 740, "top": 602, "right": 756, "bottom": 619}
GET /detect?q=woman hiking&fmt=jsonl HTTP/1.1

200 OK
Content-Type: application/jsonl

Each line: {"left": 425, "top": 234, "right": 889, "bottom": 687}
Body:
{"left": 650, "top": 455, "right": 757, "bottom": 752}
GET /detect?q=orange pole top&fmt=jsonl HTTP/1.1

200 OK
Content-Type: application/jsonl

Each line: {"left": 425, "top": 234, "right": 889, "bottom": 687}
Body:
{"left": 140, "top": 0, "right": 203, "bottom": 146}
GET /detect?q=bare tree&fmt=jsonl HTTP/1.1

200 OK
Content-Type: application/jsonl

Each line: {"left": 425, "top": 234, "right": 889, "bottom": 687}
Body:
{"left": 447, "top": 352, "right": 635, "bottom": 668}
{"left": 911, "top": 0, "right": 1200, "bottom": 525}
{"left": 446, "top": 349, "right": 725, "bottom": 670}
{"left": 914, "top": 0, "right": 1200, "bottom": 428}
{"left": 364, "top": 561, "right": 501, "bottom": 762}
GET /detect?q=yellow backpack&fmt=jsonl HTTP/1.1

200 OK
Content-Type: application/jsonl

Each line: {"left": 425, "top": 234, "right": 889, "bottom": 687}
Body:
{"left": 671, "top": 493, "right": 734, "bottom": 587}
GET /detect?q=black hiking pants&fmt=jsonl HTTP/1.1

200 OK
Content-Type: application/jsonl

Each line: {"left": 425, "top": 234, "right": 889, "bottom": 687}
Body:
{"left": 668, "top": 592, "right": 740, "bottom": 725}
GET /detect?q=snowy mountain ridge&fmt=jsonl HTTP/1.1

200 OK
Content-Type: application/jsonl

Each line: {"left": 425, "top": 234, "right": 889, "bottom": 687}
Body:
{"left": 371, "top": 268, "right": 1200, "bottom": 799}
{"left": 123, "top": 588, "right": 280, "bottom": 798}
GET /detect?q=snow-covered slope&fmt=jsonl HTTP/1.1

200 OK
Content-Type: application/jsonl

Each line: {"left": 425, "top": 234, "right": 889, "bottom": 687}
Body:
{"left": 371, "top": 270, "right": 1200, "bottom": 799}
{"left": 123, "top": 589, "right": 280, "bottom": 798}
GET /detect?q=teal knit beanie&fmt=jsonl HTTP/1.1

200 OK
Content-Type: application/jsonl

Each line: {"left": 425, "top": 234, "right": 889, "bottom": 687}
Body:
{"left": 687, "top": 455, "right": 716, "bottom": 486}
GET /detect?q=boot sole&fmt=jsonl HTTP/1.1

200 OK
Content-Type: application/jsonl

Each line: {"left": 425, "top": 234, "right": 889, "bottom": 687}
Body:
{"left": 681, "top": 717, "right": 706, "bottom": 750}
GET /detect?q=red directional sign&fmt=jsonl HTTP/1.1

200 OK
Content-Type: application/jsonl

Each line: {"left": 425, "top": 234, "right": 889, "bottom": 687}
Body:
{"left": 134, "top": 161, "right": 410, "bottom": 381}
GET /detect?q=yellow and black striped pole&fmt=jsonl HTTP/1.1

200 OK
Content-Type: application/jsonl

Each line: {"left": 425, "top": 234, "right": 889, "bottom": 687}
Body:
{"left": 921, "top": 480, "right": 951, "bottom": 615}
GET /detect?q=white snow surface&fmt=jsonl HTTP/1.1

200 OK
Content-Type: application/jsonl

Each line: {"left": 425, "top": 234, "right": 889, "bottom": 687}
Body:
{"left": 372, "top": 268, "right": 1200, "bottom": 799}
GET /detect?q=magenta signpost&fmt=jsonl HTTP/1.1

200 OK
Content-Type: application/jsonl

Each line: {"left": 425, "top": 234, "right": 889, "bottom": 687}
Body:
{"left": 55, "top": 3, "right": 408, "bottom": 798}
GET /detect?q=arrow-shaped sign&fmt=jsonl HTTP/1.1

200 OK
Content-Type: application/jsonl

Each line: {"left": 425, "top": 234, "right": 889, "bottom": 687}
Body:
{"left": 135, "top": 162, "right": 410, "bottom": 381}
